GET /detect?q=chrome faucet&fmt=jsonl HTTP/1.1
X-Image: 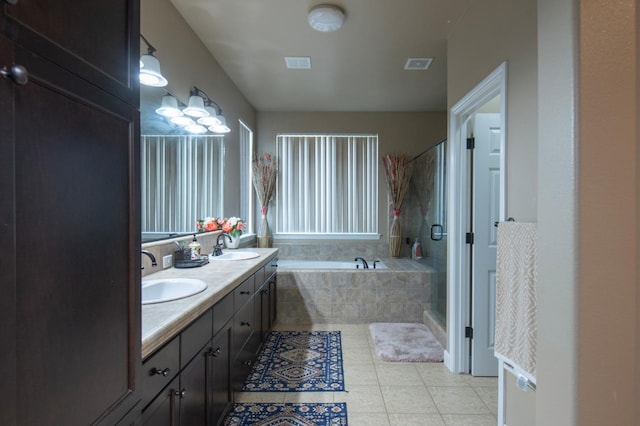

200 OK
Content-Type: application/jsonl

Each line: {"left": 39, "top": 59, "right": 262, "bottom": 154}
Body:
{"left": 213, "top": 233, "right": 232, "bottom": 256}
{"left": 354, "top": 257, "right": 369, "bottom": 269}
{"left": 141, "top": 250, "right": 157, "bottom": 269}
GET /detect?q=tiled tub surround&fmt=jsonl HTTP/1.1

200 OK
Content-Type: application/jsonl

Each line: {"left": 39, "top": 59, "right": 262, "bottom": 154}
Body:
{"left": 277, "top": 258, "right": 433, "bottom": 324}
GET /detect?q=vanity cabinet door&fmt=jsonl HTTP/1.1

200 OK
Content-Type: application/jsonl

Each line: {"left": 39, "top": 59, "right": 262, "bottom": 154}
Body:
{"left": 259, "top": 282, "right": 271, "bottom": 342}
{"left": 269, "top": 277, "right": 278, "bottom": 328}
{"left": 1, "top": 0, "right": 139, "bottom": 105}
{"left": 178, "top": 343, "right": 210, "bottom": 426}
{"left": 142, "top": 376, "right": 179, "bottom": 426}
{"left": 11, "top": 42, "right": 141, "bottom": 426}
{"left": 210, "top": 323, "right": 232, "bottom": 425}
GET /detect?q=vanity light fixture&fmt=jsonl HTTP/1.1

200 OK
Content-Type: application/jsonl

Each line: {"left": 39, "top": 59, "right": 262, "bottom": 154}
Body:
{"left": 209, "top": 115, "right": 230, "bottom": 134}
{"left": 155, "top": 95, "right": 183, "bottom": 117}
{"left": 154, "top": 87, "right": 230, "bottom": 134}
{"left": 197, "top": 106, "right": 222, "bottom": 126}
{"left": 170, "top": 115, "right": 195, "bottom": 126}
{"left": 308, "top": 4, "right": 346, "bottom": 32}
{"left": 184, "top": 123, "right": 208, "bottom": 134}
{"left": 139, "top": 35, "right": 168, "bottom": 87}
{"left": 183, "top": 92, "right": 209, "bottom": 117}
{"left": 190, "top": 86, "right": 230, "bottom": 134}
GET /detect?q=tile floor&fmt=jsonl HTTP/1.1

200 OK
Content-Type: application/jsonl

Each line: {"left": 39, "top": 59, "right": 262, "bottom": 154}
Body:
{"left": 234, "top": 323, "right": 498, "bottom": 426}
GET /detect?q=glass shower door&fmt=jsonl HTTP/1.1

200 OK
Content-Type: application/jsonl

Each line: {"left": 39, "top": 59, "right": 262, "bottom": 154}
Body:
{"left": 408, "top": 141, "right": 447, "bottom": 326}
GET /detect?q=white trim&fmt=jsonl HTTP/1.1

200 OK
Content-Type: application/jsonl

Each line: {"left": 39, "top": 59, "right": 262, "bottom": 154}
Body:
{"left": 447, "top": 61, "right": 507, "bottom": 374}
{"left": 238, "top": 120, "right": 254, "bottom": 233}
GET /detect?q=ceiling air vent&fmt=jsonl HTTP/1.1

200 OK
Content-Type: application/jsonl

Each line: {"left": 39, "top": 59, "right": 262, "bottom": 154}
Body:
{"left": 404, "top": 57, "right": 433, "bottom": 71}
{"left": 285, "top": 56, "right": 312, "bottom": 70}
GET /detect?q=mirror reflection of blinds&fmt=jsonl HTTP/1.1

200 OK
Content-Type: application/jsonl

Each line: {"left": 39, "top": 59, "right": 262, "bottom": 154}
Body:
{"left": 276, "top": 134, "right": 378, "bottom": 234}
{"left": 239, "top": 121, "right": 254, "bottom": 234}
{"left": 141, "top": 135, "right": 224, "bottom": 233}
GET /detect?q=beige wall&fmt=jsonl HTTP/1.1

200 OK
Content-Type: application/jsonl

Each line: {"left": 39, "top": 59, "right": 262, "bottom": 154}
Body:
{"left": 447, "top": 0, "right": 538, "bottom": 222}
{"left": 256, "top": 111, "right": 446, "bottom": 243}
{"left": 447, "top": 0, "right": 539, "bottom": 421}
{"left": 141, "top": 0, "right": 256, "bottom": 217}
{"left": 576, "top": 0, "right": 638, "bottom": 424}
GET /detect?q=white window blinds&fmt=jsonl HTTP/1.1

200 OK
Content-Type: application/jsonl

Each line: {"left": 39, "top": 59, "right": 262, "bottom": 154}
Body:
{"left": 141, "top": 135, "right": 224, "bottom": 233}
{"left": 276, "top": 134, "right": 378, "bottom": 235}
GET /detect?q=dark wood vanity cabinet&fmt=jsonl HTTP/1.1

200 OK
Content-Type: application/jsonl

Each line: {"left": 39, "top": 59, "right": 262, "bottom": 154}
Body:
{"left": 0, "top": 2, "right": 141, "bottom": 425}
{"left": 142, "top": 259, "right": 277, "bottom": 425}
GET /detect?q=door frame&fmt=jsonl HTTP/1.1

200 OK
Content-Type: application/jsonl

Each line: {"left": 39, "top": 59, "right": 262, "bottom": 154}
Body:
{"left": 445, "top": 62, "right": 507, "bottom": 374}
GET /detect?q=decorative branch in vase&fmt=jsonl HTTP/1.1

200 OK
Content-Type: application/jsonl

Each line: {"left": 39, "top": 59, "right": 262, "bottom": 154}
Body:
{"left": 382, "top": 153, "right": 414, "bottom": 257}
{"left": 252, "top": 152, "right": 278, "bottom": 248}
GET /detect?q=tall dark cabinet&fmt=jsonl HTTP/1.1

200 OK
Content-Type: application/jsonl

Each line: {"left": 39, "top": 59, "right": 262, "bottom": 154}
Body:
{"left": 1, "top": 2, "right": 141, "bottom": 425}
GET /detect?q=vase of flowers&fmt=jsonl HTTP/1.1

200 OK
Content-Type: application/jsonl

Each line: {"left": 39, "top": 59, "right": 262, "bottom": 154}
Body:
{"left": 382, "top": 153, "right": 414, "bottom": 258}
{"left": 221, "top": 216, "right": 245, "bottom": 248}
{"left": 252, "top": 152, "right": 278, "bottom": 248}
{"left": 196, "top": 216, "right": 246, "bottom": 249}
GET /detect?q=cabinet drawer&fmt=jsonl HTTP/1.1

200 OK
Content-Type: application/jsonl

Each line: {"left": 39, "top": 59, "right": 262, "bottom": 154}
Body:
{"left": 265, "top": 257, "right": 278, "bottom": 281}
{"left": 181, "top": 309, "right": 213, "bottom": 369}
{"left": 232, "top": 300, "right": 255, "bottom": 358}
{"left": 142, "top": 337, "right": 180, "bottom": 410}
{"left": 213, "top": 292, "right": 234, "bottom": 336}
{"left": 233, "top": 275, "right": 255, "bottom": 311}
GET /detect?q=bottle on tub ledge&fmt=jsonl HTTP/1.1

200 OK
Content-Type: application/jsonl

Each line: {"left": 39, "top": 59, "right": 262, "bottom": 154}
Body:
{"left": 411, "top": 238, "right": 423, "bottom": 261}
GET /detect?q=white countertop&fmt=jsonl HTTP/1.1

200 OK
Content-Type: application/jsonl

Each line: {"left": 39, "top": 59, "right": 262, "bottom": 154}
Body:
{"left": 141, "top": 248, "right": 278, "bottom": 359}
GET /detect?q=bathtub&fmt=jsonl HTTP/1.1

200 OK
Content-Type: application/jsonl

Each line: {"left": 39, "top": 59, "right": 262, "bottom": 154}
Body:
{"left": 277, "top": 259, "right": 387, "bottom": 270}
{"left": 276, "top": 258, "right": 431, "bottom": 324}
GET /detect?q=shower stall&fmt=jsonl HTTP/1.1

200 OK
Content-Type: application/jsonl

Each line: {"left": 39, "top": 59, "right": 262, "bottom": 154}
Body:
{"left": 403, "top": 139, "right": 448, "bottom": 327}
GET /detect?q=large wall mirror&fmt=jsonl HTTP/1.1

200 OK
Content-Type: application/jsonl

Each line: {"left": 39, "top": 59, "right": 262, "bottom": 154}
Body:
{"left": 141, "top": 85, "right": 224, "bottom": 243}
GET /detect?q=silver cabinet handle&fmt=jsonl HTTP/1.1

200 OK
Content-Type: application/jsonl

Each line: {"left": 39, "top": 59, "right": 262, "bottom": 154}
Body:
{"left": 1, "top": 64, "right": 28, "bottom": 85}
{"left": 152, "top": 367, "right": 171, "bottom": 377}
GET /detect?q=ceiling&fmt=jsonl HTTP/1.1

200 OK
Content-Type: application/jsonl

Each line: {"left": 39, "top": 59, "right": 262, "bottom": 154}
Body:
{"left": 169, "top": 0, "right": 474, "bottom": 112}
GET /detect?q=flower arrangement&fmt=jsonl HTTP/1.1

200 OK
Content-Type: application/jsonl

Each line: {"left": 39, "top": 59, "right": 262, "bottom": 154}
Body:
{"left": 382, "top": 153, "right": 414, "bottom": 217}
{"left": 252, "top": 152, "right": 278, "bottom": 216}
{"left": 196, "top": 216, "right": 246, "bottom": 237}
{"left": 382, "top": 153, "right": 414, "bottom": 257}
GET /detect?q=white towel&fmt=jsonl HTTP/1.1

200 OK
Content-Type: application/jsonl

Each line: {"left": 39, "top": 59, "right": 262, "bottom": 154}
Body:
{"left": 494, "top": 222, "right": 537, "bottom": 382}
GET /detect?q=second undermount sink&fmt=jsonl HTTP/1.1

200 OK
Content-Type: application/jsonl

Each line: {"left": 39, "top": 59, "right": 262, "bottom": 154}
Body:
{"left": 142, "top": 278, "right": 208, "bottom": 305}
{"left": 210, "top": 251, "right": 260, "bottom": 261}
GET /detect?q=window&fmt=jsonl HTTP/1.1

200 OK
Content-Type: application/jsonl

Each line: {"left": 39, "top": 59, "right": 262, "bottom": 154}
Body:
{"left": 239, "top": 120, "right": 254, "bottom": 233}
{"left": 276, "top": 134, "right": 378, "bottom": 237}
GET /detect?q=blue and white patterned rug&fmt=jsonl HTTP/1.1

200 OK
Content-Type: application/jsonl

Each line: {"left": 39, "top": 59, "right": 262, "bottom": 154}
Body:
{"left": 223, "top": 402, "right": 348, "bottom": 426}
{"left": 242, "top": 331, "right": 345, "bottom": 392}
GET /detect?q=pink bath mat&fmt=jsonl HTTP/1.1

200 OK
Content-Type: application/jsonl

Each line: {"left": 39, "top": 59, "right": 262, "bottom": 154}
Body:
{"left": 369, "top": 322, "right": 444, "bottom": 362}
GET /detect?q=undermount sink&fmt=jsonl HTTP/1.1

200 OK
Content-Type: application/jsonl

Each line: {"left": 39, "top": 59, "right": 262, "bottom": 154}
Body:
{"left": 142, "top": 278, "right": 208, "bottom": 305}
{"left": 210, "top": 251, "right": 260, "bottom": 261}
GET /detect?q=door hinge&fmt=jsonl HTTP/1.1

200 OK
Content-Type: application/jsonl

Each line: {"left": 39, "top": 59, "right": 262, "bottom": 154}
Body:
{"left": 465, "top": 232, "right": 474, "bottom": 244}
{"left": 465, "top": 326, "right": 473, "bottom": 339}
{"left": 466, "top": 137, "right": 475, "bottom": 150}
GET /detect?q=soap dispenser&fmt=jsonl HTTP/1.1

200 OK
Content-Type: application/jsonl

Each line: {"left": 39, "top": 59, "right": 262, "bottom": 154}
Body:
{"left": 411, "top": 238, "right": 423, "bottom": 261}
{"left": 189, "top": 234, "right": 201, "bottom": 260}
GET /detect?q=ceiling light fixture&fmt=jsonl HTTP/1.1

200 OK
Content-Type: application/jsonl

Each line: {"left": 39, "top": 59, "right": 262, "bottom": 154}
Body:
{"left": 139, "top": 34, "right": 168, "bottom": 87}
{"left": 308, "top": 4, "right": 345, "bottom": 32}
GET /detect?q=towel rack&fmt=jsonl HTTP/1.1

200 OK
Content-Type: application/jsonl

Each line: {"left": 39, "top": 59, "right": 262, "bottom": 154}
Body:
{"left": 494, "top": 217, "right": 516, "bottom": 227}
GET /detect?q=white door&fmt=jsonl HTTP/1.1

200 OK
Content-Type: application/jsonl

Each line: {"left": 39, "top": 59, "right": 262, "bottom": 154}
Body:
{"left": 470, "top": 113, "right": 501, "bottom": 376}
